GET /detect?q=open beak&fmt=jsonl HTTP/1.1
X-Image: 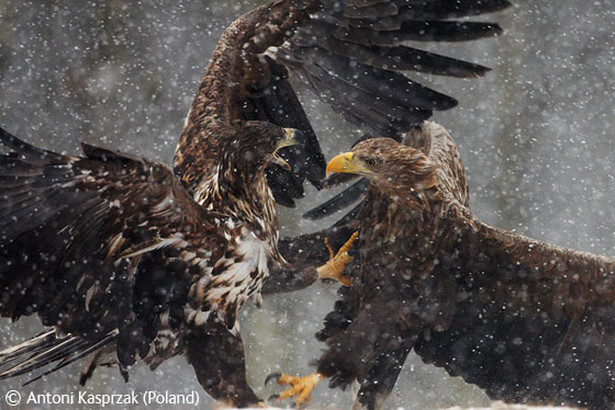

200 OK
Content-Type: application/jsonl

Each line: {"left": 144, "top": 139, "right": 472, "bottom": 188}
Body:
{"left": 272, "top": 128, "right": 302, "bottom": 171}
{"left": 326, "top": 152, "right": 367, "bottom": 177}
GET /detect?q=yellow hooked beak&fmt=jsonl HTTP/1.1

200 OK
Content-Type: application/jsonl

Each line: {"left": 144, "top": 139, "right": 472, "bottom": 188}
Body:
{"left": 273, "top": 128, "right": 301, "bottom": 171}
{"left": 326, "top": 152, "right": 368, "bottom": 177}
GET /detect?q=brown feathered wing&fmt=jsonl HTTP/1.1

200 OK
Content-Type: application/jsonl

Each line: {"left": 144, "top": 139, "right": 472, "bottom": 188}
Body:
{"left": 174, "top": 0, "right": 510, "bottom": 207}
{"left": 312, "top": 125, "right": 615, "bottom": 409}
{"left": 0, "top": 128, "right": 261, "bottom": 406}
{"left": 414, "top": 215, "right": 615, "bottom": 408}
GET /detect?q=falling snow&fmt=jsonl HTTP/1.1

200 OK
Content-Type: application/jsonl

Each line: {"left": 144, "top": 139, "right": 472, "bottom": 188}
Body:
{"left": 0, "top": 0, "right": 614, "bottom": 409}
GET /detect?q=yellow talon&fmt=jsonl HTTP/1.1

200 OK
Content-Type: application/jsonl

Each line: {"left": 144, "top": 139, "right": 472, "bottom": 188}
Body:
{"left": 271, "top": 372, "right": 324, "bottom": 407}
{"left": 316, "top": 231, "right": 358, "bottom": 286}
{"left": 325, "top": 237, "right": 335, "bottom": 260}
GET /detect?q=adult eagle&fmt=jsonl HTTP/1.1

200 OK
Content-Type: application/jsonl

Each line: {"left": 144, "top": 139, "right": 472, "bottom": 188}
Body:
{"left": 270, "top": 123, "right": 615, "bottom": 409}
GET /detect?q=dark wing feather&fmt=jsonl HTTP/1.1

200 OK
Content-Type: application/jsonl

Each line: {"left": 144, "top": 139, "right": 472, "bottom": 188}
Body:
{"left": 263, "top": 223, "right": 359, "bottom": 295}
{"left": 271, "top": 0, "right": 509, "bottom": 138}
{"left": 0, "top": 330, "right": 118, "bottom": 382}
{"left": 396, "top": 0, "right": 511, "bottom": 20}
{"left": 316, "top": 37, "right": 493, "bottom": 78}
{"left": 243, "top": 57, "right": 326, "bottom": 205}
{"left": 0, "top": 127, "right": 225, "bottom": 372}
{"left": 341, "top": 0, "right": 511, "bottom": 20}
{"left": 326, "top": 20, "right": 503, "bottom": 45}
{"left": 0, "top": 330, "right": 57, "bottom": 368}
{"left": 175, "top": 0, "right": 509, "bottom": 209}
{"left": 279, "top": 44, "right": 456, "bottom": 133}
{"left": 302, "top": 179, "right": 369, "bottom": 220}
{"left": 414, "top": 216, "right": 615, "bottom": 409}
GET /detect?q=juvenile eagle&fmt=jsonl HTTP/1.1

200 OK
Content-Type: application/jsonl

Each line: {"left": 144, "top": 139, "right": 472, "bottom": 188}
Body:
{"left": 0, "top": 124, "right": 299, "bottom": 407}
{"left": 270, "top": 123, "right": 615, "bottom": 409}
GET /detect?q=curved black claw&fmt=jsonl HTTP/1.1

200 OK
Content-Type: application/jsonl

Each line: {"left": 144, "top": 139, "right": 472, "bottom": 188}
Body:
{"left": 265, "top": 372, "right": 282, "bottom": 386}
{"left": 267, "top": 394, "right": 297, "bottom": 408}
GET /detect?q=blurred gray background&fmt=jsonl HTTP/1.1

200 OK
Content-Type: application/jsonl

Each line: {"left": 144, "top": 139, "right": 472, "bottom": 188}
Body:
{"left": 0, "top": 0, "right": 613, "bottom": 408}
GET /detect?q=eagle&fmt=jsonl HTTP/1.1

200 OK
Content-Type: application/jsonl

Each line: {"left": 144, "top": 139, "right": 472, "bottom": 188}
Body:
{"left": 0, "top": 0, "right": 508, "bottom": 406}
{"left": 269, "top": 122, "right": 615, "bottom": 409}
{"left": 0, "top": 123, "right": 304, "bottom": 406}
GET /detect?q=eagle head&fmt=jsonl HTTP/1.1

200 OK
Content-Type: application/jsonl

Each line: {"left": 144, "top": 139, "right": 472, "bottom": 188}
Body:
{"left": 326, "top": 138, "right": 438, "bottom": 198}
{"left": 229, "top": 121, "right": 301, "bottom": 174}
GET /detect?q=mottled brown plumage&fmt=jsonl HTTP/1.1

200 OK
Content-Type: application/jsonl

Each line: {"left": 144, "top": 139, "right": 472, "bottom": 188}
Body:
{"left": 0, "top": 122, "right": 293, "bottom": 407}
{"left": 275, "top": 123, "right": 615, "bottom": 409}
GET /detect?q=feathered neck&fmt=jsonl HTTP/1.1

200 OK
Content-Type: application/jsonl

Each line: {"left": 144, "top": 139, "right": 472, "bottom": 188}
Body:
{"left": 363, "top": 178, "right": 469, "bottom": 272}
{"left": 376, "top": 168, "right": 468, "bottom": 225}
{"left": 388, "top": 185, "right": 444, "bottom": 222}
{"left": 193, "top": 152, "right": 281, "bottom": 260}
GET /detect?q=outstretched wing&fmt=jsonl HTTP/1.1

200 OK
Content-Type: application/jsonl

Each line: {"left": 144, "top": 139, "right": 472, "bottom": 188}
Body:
{"left": 0, "top": 127, "right": 226, "bottom": 367}
{"left": 272, "top": 0, "right": 509, "bottom": 136}
{"left": 414, "top": 215, "right": 615, "bottom": 408}
{"left": 175, "top": 0, "right": 510, "bottom": 207}
{"left": 289, "top": 0, "right": 508, "bottom": 215}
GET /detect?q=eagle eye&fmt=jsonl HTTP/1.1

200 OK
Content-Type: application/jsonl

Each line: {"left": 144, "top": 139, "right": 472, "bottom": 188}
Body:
{"left": 366, "top": 158, "right": 377, "bottom": 166}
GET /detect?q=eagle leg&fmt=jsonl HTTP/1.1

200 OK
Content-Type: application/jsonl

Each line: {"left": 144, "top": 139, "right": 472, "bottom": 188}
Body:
{"left": 316, "top": 231, "right": 358, "bottom": 286}
{"left": 79, "top": 351, "right": 102, "bottom": 386}
{"left": 266, "top": 372, "right": 324, "bottom": 408}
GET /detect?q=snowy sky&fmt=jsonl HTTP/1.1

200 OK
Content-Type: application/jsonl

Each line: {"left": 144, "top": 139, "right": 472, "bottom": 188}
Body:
{"left": 0, "top": 1, "right": 613, "bottom": 408}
